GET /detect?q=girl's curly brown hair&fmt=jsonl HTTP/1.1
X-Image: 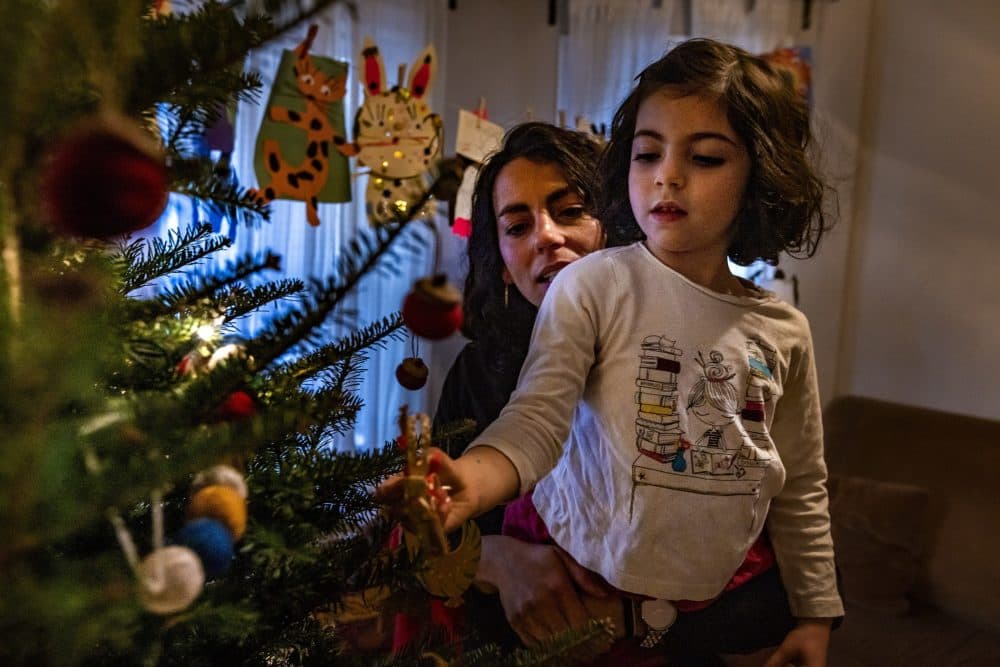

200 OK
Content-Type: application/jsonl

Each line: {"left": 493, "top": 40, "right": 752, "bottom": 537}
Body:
{"left": 598, "top": 38, "right": 833, "bottom": 266}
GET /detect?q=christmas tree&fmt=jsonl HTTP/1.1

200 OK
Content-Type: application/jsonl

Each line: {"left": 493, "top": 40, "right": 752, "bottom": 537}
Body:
{"left": 0, "top": 2, "right": 612, "bottom": 664}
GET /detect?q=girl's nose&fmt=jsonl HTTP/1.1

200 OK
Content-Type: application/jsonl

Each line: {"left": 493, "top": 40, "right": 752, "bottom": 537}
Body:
{"left": 654, "top": 154, "right": 685, "bottom": 189}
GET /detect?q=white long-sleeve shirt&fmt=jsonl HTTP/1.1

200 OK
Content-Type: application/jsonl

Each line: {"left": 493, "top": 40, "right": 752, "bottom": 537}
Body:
{"left": 476, "top": 243, "right": 843, "bottom": 618}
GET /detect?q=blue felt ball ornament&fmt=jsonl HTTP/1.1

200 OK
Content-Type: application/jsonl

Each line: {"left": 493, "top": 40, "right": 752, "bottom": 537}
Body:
{"left": 172, "top": 518, "right": 234, "bottom": 579}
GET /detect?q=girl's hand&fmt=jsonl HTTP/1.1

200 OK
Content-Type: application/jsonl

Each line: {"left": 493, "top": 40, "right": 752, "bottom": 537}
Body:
{"left": 376, "top": 446, "right": 519, "bottom": 533}
{"left": 374, "top": 447, "right": 468, "bottom": 529}
{"left": 762, "top": 618, "right": 832, "bottom": 667}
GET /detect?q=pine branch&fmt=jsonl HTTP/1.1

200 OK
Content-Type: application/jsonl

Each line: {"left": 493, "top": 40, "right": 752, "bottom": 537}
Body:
{"left": 222, "top": 279, "right": 306, "bottom": 323}
{"left": 128, "top": 3, "right": 275, "bottom": 119}
{"left": 269, "top": 314, "right": 405, "bottom": 384}
{"left": 118, "top": 223, "right": 231, "bottom": 294}
{"left": 247, "top": 222, "right": 415, "bottom": 368}
{"left": 123, "top": 250, "right": 284, "bottom": 319}
{"left": 168, "top": 155, "right": 271, "bottom": 227}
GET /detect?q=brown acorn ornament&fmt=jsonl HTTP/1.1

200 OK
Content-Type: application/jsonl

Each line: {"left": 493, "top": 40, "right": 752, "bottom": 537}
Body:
{"left": 396, "top": 356, "right": 429, "bottom": 390}
{"left": 401, "top": 275, "right": 462, "bottom": 340}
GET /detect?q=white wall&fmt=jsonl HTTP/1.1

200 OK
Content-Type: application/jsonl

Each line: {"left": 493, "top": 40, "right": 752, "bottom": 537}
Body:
{"left": 426, "top": 0, "right": 563, "bottom": 413}
{"left": 838, "top": 0, "right": 1000, "bottom": 420}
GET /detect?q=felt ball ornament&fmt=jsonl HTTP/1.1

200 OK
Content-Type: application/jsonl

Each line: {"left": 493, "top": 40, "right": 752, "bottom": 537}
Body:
{"left": 137, "top": 545, "right": 205, "bottom": 615}
{"left": 207, "top": 343, "right": 247, "bottom": 371}
{"left": 216, "top": 390, "right": 256, "bottom": 421}
{"left": 188, "top": 484, "right": 247, "bottom": 540}
{"left": 401, "top": 275, "right": 462, "bottom": 340}
{"left": 40, "top": 112, "right": 169, "bottom": 238}
{"left": 172, "top": 518, "right": 235, "bottom": 579}
{"left": 192, "top": 464, "right": 248, "bottom": 500}
{"left": 395, "top": 356, "right": 429, "bottom": 390}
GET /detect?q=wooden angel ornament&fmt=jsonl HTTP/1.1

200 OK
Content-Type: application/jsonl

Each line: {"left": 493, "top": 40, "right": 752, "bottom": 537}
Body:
{"left": 335, "top": 39, "right": 443, "bottom": 226}
{"left": 250, "top": 25, "right": 351, "bottom": 227}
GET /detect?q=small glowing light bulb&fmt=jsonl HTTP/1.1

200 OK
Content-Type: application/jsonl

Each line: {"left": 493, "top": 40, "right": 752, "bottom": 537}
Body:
{"left": 195, "top": 325, "right": 216, "bottom": 341}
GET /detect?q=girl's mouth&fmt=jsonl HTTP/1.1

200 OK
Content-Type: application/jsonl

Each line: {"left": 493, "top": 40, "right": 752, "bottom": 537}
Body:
{"left": 651, "top": 201, "right": 687, "bottom": 221}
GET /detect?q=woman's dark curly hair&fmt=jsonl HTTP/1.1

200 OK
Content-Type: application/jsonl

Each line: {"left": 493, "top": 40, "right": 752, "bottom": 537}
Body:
{"left": 598, "top": 38, "right": 833, "bottom": 265}
{"left": 462, "top": 122, "right": 603, "bottom": 359}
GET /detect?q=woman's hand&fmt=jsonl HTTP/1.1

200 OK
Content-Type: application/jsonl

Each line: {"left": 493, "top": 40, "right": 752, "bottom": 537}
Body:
{"left": 477, "top": 535, "right": 622, "bottom": 647}
{"left": 762, "top": 618, "right": 832, "bottom": 667}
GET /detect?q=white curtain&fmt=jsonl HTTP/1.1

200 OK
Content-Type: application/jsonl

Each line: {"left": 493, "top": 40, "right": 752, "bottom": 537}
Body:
{"left": 557, "top": 0, "right": 680, "bottom": 133}
{"left": 692, "top": 0, "right": 800, "bottom": 53}
{"left": 155, "top": 0, "right": 449, "bottom": 452}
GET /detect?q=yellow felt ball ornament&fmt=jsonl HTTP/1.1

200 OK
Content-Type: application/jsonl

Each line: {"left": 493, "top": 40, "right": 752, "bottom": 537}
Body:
{"left": 188, "top": 484, "right": 247, "bottom": 540}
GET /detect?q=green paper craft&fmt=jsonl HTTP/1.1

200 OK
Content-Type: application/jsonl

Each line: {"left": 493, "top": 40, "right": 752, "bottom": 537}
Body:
{"left": 252, "top": 26, "right": 351, "bottom": 226}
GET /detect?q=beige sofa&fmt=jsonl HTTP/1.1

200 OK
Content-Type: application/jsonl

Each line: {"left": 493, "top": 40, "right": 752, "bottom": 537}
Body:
{"left": 823, "top": 395, "right": 1000, "bottom": 666}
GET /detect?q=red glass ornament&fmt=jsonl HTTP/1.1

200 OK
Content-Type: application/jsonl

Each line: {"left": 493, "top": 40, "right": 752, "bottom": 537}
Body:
{"left": 401, "top": 275, "right": 462, "bottom": 340}
{"left": 216, "top": 390, "right": 256, "bottom": 421}
{"left": 41, "top": 113, "right": 169, "bottom": 238}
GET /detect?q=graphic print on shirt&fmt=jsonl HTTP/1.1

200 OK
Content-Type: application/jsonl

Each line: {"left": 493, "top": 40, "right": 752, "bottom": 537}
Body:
{"left": 630, "top": 336, "right": 777, "bottom": 520}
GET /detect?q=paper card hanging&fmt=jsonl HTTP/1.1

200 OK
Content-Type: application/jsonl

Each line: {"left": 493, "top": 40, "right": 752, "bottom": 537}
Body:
{"left": 455, "top": 109, "right": 504, "bottom": 164}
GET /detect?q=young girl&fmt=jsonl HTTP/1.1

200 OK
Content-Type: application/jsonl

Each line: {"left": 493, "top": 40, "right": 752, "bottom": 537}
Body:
{"left": 385, "top": 38, "right": 843, "bottom": 665}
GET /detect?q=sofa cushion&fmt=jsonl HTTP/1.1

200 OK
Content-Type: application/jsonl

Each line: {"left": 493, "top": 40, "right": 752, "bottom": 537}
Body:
{"left": 828, "top": 475, "right": 930, "bottom": 615}
{"left": 824, "top": 396, "right": 1000, "bottom": 633}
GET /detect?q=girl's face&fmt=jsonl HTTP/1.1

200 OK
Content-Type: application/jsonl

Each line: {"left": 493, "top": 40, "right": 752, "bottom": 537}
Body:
{"left": 628, "top": 88, "right": 751, "bottom": 278}
{"left": 494, "top": 158, "right": 604, "bottom": 307}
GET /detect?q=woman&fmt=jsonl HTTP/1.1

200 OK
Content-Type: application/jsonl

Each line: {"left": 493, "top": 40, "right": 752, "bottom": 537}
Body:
{"left": 433, "top": 122, "right": 628, "bottom": 650}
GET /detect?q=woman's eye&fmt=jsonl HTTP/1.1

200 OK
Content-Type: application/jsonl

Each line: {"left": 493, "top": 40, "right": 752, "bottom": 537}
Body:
{"left": 693, "top": 155, "right": 725, "bottom": 167}
{"left": 504, "top": 222, "right": 528, "bottom": 237}
{"left": 632, "top": 152, "right": 659, "bottom": 162}
{"left": 557, "top": 206, "right": 586, "bottom": 220}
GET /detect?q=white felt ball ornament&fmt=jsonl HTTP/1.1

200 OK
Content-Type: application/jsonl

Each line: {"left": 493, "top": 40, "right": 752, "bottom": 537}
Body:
{"left": 192, "top": 464, "right": 248, "bottom": 500}
{"left": 137, "top": 545, "right": 205, "bottom": 615}
{"left": 207, "top": 343, "right": 245, "bottom": 371}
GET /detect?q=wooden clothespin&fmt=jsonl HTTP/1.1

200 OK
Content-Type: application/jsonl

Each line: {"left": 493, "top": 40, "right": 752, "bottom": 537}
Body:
{"left": 558, "top": 109, "right": 566, "bottom": 128}
{"left": 397, "top": 63, "right": 406, "bottom": 89}
{"left": 476, "top": 96, "right": 486, "bottom": 128}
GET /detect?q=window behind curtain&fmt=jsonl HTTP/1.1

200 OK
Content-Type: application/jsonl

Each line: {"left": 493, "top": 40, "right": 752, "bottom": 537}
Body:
{"left": 150, "top": 0, "right": 449, "bottom": 452}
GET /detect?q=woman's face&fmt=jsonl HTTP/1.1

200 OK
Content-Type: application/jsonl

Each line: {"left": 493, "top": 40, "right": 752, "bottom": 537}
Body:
{"left": 493, "top": 158, "right": 604, "bottom": 307}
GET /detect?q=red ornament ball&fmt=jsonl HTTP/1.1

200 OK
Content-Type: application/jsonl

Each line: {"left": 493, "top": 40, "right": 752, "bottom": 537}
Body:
{"left": 216, "top": 390, "right": 256, "bottom": 421}
{"left": 395, "top": 356, "right": 429, "bottom": 390}
{"left": 401, "top": 274, "right": 462, "bottom": 340}
{"left": 41, "top": 113, "right": 169, "bottom": 238}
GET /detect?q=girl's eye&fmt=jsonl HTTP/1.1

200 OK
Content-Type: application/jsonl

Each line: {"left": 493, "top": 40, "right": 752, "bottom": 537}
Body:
{"left": 632, "top": 152, "right": 659, "bottom": 162}
{"left": 693, "top": 155, "right": 726, "bottom": 167}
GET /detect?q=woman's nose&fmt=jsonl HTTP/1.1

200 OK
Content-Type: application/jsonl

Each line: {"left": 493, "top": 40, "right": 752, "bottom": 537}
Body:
{"left": 534, "top": 212, "right": 564, "bottom": 250}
